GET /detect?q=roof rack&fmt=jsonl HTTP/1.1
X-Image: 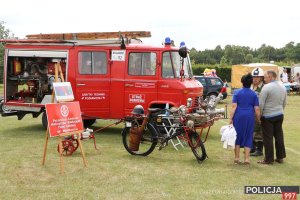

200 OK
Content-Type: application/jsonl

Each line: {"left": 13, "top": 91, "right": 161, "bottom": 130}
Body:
{"left": 26, "top": 31, "right": 151, "bottom": 40}
{"left": 0, "top": 39, "right": 70, "bottom": 44}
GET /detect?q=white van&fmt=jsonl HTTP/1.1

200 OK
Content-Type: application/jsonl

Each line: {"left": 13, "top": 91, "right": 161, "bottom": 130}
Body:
{"left": 292, "top": 66, "right": 300, "bottom": 79}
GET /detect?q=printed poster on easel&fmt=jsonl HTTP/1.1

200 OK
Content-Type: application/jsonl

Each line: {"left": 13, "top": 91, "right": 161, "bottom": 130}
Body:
{"left": 45, "top": 101, "right": 83, "bottom": 137}
{"left": 53, "top": 82, "right": 74, "bottom": 102}
{"left": 42, "top": 62, "right": 87, "bottom": 174}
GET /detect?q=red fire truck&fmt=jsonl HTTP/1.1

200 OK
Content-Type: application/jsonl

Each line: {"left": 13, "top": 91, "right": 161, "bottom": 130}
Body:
{"left": 0, "top": 31, "right": 203, "bottom": 128}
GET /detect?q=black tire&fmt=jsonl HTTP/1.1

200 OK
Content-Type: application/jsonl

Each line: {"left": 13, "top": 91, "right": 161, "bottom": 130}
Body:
{"left": 188, "top": 131, "right": 207, "bottom": 161}
{"left": 83, "top": 119, "right": 96, "bottom": 128}
{"left": 0, "top": 100, "right": 3, "bottom": 113}
{"left": 42, "top": 111, "right": 48, "bottom": 130}
{"left": 0, "top": 99, "right": 11, "bottom": 113}
{"left": 122, "top": 122, "right": 158, "bottom": 156}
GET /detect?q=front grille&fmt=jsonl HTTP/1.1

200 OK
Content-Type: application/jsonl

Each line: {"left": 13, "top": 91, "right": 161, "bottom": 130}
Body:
{"left": 193, "top": 96, "right": 201, "bottom": 108}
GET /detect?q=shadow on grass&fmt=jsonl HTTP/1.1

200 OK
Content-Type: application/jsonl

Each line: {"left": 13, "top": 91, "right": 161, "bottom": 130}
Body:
{"left": 92, "top": 126, "right": 123, "bottom": 136}
{"left": 116, "top": 145, "right": 210, "bottom": 166}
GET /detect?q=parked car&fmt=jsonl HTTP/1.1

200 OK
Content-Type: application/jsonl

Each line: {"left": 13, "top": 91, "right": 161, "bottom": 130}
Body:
{"left": 194, "top": 76, "right": 227, "bottom": 100}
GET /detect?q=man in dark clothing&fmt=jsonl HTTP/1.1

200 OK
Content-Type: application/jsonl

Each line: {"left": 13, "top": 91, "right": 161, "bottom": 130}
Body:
{"left": 258, "top": 70, "right": 287, "bottom": 165}
{"left": 250, "top": 67, "right": 264, "bottom": 157}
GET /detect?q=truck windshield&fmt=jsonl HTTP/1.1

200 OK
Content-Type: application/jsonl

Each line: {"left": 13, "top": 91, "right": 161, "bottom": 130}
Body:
{"left": 162, "top": 51, "right": 193, "bottom": 79}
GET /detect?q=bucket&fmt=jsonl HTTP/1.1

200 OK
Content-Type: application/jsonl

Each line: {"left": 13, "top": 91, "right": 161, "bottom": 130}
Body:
{"left": 129, "top": 127, "right": 142, "bottom": 151}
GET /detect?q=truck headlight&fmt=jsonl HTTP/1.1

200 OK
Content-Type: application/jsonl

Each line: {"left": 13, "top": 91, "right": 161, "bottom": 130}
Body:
{"left": 187, "top": 98, "right": 192, "bottom": 107}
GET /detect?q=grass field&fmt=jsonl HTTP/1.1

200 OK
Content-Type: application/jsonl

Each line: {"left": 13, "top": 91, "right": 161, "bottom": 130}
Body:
{"left": 0, "top": 84, "right": 3, "bottom": 96}
{"left": 0, "top": 91, "right": 299, "bottom": 199}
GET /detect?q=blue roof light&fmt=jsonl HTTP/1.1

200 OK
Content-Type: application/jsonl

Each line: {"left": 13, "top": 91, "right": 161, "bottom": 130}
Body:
{"left": 165, "top": 37, "right": 171, "bottom": 45}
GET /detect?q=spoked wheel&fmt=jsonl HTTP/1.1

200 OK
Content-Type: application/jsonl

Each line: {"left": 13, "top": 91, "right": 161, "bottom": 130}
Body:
{"left": 57, "top": 140, "right": 75, "bottom": 156}
{"left": 72, "top": 139, "right": 79, "bottom": 151}
{"left": 122, "top": 122, "right": 158, "bottom": 156}
{"left": 188, "top": 131, "right": 207, "bottom": 162}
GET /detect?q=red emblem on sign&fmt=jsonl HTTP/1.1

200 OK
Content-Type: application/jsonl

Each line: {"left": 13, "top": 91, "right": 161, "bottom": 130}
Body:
{"left": 60, "top": 105, "right": 69, "bottom": 117}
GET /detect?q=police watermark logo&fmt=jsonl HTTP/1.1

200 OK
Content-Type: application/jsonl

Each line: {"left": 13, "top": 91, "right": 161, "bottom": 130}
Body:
{"left": 60, "top": 105, "right": 69, "bottom": 118}
{"left": 245, "top": 186, "right": 299, "bottom": 199}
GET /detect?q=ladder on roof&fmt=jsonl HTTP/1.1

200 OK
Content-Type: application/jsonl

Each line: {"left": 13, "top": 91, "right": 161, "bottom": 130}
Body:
{"left": 26, "top": 31, "right": 151, "bottom": 40}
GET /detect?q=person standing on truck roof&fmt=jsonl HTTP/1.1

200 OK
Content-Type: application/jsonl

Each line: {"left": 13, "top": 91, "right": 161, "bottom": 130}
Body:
{"left": 250, "top": 68, "right": 264, "bottom": 157}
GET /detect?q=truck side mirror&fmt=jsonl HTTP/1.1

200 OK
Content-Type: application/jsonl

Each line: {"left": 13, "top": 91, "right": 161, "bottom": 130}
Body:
{"left": 178, "top": 46, "right": 187, "bottom": 58}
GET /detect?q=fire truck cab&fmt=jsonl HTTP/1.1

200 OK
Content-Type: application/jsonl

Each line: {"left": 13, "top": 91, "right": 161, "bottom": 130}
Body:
{"left": 0, "top": 31, "right": 203, "bottom": 128}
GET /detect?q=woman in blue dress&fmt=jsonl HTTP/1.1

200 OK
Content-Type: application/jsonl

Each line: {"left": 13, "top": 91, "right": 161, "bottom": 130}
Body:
{"left": 229, "top": 73, "right": 261, "bottom": 164}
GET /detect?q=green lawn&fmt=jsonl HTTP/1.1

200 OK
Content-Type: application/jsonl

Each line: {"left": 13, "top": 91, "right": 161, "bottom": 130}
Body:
{"left": 0, "top": 84, "right": 3, "bottom": 96}
{"left": 0, "top": 95, "right": 299, "bottom": 200}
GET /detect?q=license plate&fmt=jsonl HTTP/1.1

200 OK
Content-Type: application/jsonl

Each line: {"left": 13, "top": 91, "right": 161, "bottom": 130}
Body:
{"left": 125, "top": 122, "right": 132, "bottom": 127}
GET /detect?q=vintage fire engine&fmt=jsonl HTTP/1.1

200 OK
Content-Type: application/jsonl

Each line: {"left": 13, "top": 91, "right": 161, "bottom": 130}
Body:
{"left": 0, "top": 31, "right": 203, "bottom": 128}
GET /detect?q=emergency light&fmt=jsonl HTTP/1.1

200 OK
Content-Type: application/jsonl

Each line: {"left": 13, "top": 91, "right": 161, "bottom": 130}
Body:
{"left": 165, "top": 37, "right": 171, "bottom": 45}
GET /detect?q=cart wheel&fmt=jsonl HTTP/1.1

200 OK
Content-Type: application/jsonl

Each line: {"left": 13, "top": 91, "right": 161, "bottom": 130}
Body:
{"left": 57, "top": 140, "right": 75, "bottom": 156}
{"left": 72, "top": 139, "right": 79, "bottom": 151}
{"left": 188, "top": 131, "right": 207, "bottom": 162}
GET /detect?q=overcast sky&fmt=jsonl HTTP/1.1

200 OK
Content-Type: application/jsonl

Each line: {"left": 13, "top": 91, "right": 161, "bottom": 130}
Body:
{"left": 1, "top": 0, "right": 299, "bottom": 50}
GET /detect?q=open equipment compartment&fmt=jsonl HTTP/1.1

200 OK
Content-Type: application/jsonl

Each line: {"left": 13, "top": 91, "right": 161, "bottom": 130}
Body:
{"left": 5, "top": 50, "right": 67, "bottom": 104}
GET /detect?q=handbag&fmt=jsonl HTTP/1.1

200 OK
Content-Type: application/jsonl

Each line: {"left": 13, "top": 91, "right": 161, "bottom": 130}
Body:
{"left": 220, "top": 125, "right": 237, "bottom": 149}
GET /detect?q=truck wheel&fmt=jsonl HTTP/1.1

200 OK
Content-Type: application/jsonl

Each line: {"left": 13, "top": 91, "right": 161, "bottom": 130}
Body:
{"left": 83, "top": 119, "right": 96, "bottom": 128}
{"left": 42, "top": 111, "right": 48, "bottom": 129}
{"left": 0, "top": 100, "right": 3, "bottom": 113}
{"left": 0, "top": 99, "right": 11, "bottom": 113}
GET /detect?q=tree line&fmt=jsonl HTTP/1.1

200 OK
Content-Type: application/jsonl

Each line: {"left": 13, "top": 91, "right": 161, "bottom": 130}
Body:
{"left": 189, "top": 43, "right": 300, "bottom": 67}
{"left": 0, "top": 21, "right": 14, "bottom": 83}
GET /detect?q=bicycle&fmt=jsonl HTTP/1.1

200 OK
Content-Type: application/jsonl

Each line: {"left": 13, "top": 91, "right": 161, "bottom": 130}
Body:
{"left": 122, "top": 106, "right": 214, "bottom": 162}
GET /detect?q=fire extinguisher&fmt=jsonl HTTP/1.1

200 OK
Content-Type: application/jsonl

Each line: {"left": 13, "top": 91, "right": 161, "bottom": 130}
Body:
{"left": 13, "top": 58, "right": 22, "bottom": 75}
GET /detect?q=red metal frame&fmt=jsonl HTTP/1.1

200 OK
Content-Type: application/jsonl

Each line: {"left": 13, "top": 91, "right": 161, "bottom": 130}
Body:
{"left": 176, "top": 116, "right": 215, "bottom": 149}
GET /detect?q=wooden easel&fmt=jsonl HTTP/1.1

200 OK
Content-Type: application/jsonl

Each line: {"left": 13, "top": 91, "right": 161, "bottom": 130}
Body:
{"left": 42, "top": 62, "right": 87, "bottom": 174}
